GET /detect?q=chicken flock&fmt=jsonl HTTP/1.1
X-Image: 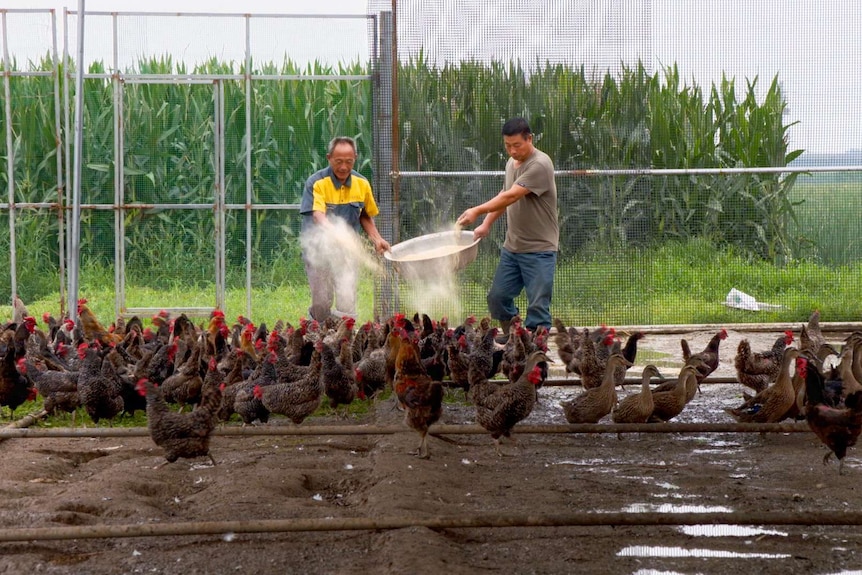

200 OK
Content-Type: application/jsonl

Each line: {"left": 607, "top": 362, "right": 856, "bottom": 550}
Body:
{"left": 1, "top": 298, "right": 860, "bottom": 473}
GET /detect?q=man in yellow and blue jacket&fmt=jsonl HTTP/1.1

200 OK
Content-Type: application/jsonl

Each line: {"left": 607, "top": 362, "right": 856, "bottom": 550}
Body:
{"left": 299, "top": 136, "right": 390, "bottom": 322}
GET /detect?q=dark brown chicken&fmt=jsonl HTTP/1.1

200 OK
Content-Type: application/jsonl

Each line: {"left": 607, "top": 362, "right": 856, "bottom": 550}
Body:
{"left": 260, "top": 341, "right": 323, "bottom": 424}
{"left": 683, "top": 328, "right": 728, "bottom": 383}
{"left": 140, "top": 358, "right": 222, "bottom": 466}
{"left": 394, "top": 331, "right": 443, "bottom": 459}
{"left": 18, "top": 356, "right": 79, "bottom": 421}
{"left": 445, "top": 330, "right": 471, "bottom": 394}
{"left": 654, "top": 329, "right": 728, "bottom": 396}
{"left": 802, "top": 354, "right": 862, "bottom": 474}
{"left": 76, "top": 342, "right": 124, "bottom": 424}
{"left": 472, "top": 350, "right": 550, "bottom": 455}
{"left": 233, "top": 351, "right": 277, "bottom": 425}
{"left": 322, "top": 337, "right": 360, "bottom": 414}
{"left": 160, "top": 336, "right": 205, "bottom": 410}
{"left": 734, "top": 331, "right": 794, "bottom": 393}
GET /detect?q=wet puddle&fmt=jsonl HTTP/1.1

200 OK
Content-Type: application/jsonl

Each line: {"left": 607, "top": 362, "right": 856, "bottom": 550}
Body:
{"left": 618, "top": 545, "right": 791, "bottom": 558}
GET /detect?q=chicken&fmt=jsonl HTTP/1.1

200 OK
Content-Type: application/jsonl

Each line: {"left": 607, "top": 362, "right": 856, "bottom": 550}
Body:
{"left": 321, "top": 337, "right": 360, "bottom": 414}
{"left": 0, "top": 346, "right": 37, "bottom": 419}
{"left": 734, "top": 331, "right": 794, "bottom": 393}
{"left": 354, "top": 343, "right": 387, "bottom": 398}
{"left": 683, "top": 328, "right": 727, "bottom": 383}
{"left": 552, "top": 318, "right": 578, "bottom": 374}
{"left": 17, "top": 356, "right": 79, "bottom": 422}
{"left": 11, "top": 295, "right": 29, "bottom": 324}
{"left": 384, "top": 314, "right": 408, "bottom": 392}
{"left": 394, "top": 330, "right": 444, "bottom": 459}
{"left": 612, "top": 365, "right": 664, "bottom": 425}
{"left": 233, "top": 350, "right": 278, "bottom": 425}
{"left": 649, "top": 361, "right": 704, "bottom": 422}
{"left": 445, "top": 330, "right": 471, "bottom": 394}
{"left": 801, "top": 354, "right": 862, "bottom": 474}
{"left": 466, "top": 327, "right": 499, "bottom": 387}
{"left": 653, "top": 329, "right": 727, "bottom": 398}
{"left": 800, "top": 310, "right": 826, "bottom": 355}
{"left": 133, "top": 341, "right": 178, "bottom": 385}
{"left": 577, "top": 330, "right": 616, "bottom": 390}
{"left": 561, "top": 354, "right": 632, "bottom": 424}
{"left": 160, "top": 336, "right": 205, "bottom": 411}
{"left": 76, "top": 299, "right": 123, "bottom": 346}
{"left": 501, "top": 324, "right": 529, "bottom": 383}
{"left": 76, "top": 343, "right": 124, "bottom": 424}
{"left": 140, "top": 358, "right": 223, "bottom": 466}
{"left": 472, "top": 350, "right": 550, "bottom": 455}
{"left": 0, "top": 315, "right": 36, "bottom": 360}
{"left": 260, "top": 341, "right": 324, "bottom": 424}
{"left": 725, "top": 347, "right": 801, "bottom": 423}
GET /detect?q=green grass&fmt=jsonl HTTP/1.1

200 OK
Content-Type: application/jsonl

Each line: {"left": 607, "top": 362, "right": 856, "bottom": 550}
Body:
{"left": 5, "top": 236, "right": 859, "bottom": 331}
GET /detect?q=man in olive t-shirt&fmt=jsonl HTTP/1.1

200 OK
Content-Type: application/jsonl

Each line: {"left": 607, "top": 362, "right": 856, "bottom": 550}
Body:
{"left": 456, "top": 117, "right": 559, "bottom": 333}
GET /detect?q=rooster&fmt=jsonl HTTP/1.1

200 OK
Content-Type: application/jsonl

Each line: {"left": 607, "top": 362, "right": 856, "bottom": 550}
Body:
{"left": 139, "top": 358, "right": 222, "bottom": 467}
{"left": 394, "top": 330, "right": 443, "bottom": 459}
{"left": 734, "top": 331, "right": 794, "bottom": 393}
{"left": 76, "top": 299, "right": 122, "bottom": 346}
{"left": 472, "top": 350, "right": 549, "bottom": 455}
{"left": 801, "top": 354, "right": 862, "bottom": 474}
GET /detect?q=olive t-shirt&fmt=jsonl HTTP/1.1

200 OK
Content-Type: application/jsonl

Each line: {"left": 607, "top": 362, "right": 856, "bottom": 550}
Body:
{"left": 503, "top": 148, "right": 559, "bottom": 253}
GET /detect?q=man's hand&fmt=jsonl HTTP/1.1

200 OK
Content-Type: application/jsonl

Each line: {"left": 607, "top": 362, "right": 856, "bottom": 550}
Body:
{"left": 472, "top": 220, "right": 491, "bottom": 240}
{"left": 373, "top": 237, "right": 391, "bottom": 254}
{"left": 456, "top": 207, "right": 480, "bottom": 227}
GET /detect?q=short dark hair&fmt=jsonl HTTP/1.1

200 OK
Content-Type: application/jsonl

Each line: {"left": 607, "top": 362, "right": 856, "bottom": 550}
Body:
{"left": 502, "top": 117, "right": 532, "bottom": 138}
{"left": 327, "top": 136, "right": 357, "bottom": 156}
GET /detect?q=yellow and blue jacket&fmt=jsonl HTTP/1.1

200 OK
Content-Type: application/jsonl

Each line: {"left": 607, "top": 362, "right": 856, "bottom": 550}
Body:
{"left": 299, "top": 166, "right": 378, "bottom": 233}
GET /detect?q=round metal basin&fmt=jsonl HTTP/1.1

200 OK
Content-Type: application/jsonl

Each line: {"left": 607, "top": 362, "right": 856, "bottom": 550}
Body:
{"left": 384, "top": 230, "right": 480, "bottom": 280}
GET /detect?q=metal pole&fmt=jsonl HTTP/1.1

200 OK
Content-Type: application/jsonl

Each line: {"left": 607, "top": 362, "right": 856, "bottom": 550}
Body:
{"left": 68, "top": 0, "right": 86, "bottom": 322}
{"left": 373, "top": 9, "right": 396, "bottom": 320}
{"left": 112, "top": 12, "right": 123, "bottom": 319}
{"left": 2, "top": 12, "right": 18, "bottom": 301}
{"left": 50, "top": 10, "right": 67, "bottom": 318}
{"left": 215, "top": 79, "right": 226, "bottom": 311}
{"left": 61, "top": 9, "right": 71, "bottom": 318}
{"left": 244, "top": 14, "right": 253, "bottom": 318}
{"left": 1, "top": 510, "right": 861, "bottom": 542}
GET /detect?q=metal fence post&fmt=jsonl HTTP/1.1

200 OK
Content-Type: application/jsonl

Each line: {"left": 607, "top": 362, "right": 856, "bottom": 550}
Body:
{"left": 373, "top": 9, "right": 397, "bottom": 321}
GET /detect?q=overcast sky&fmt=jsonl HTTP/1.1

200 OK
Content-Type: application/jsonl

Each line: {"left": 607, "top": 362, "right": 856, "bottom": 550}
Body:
{"left": 1, "top": 0, "right": 859, "bottom": 155}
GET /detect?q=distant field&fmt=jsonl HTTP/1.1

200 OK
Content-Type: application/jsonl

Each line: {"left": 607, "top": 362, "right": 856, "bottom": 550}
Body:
{"left": 790, "top": 176, "right": 862, "bottom": 266}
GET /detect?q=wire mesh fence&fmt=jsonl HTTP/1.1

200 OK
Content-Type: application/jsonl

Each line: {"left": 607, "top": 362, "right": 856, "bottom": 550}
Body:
{"left": 0, "top": 2, "right": 860, "bottom": 326}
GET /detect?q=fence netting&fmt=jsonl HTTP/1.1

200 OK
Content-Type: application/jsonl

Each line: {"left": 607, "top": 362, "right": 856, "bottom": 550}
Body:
{"left": 0, "top": 2, "right": 860, "bottom": 326}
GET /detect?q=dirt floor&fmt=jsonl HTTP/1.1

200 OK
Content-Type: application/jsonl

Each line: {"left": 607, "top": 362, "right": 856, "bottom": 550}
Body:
{"left": 2, "top": 329, "right": 862, "bottom": 574}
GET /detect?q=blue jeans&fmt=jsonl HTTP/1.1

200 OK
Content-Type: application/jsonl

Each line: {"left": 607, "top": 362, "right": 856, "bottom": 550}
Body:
{"left": 487, "top": 248, "right": 556, "bottom": 331}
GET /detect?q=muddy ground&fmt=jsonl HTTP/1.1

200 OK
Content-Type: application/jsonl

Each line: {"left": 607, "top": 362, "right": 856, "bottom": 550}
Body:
{"left": 1, "top": 329, "right": 862, "bottom": 574}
